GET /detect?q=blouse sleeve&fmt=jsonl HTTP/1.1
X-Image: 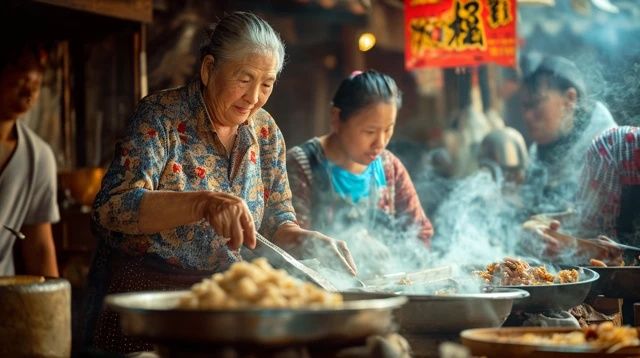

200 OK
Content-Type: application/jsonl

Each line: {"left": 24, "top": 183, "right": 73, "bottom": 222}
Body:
{"left": 389, "top": 153, "right": 434, "bottom": 245}
{"left": 286, "top": 146, "right": 313, "bottom": 230}
{"left": 259, "top": 125, "right": 297, "bottom": 238}
{"left": 92, "top": 98, "right": 168, "bottom": 237}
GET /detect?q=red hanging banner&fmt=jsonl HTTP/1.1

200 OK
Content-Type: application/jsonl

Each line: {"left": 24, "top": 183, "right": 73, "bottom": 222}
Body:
{"left": 405, "top": 0, "right": 517, "bottom": 69}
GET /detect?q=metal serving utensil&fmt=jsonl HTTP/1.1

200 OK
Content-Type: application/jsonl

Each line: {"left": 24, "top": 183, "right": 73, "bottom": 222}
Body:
{"left": 3, "top": 225, "right": 25, "bottom": 240}
{"left": 245, "top": 233, "right": 338, "bottom": 292}
{"left": 596, "top": 241, "right": 640, "bottom": 253}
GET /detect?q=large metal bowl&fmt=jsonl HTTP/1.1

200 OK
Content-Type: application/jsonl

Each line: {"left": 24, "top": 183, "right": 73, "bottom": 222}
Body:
{"left": 504, "top": 266, "right": 599, "bottom": 312}
{"left": 345, "top": 288, "right": 529, "bottom": 334}
{"left": 106, "top": 290, "right": 407, "bottom": 346}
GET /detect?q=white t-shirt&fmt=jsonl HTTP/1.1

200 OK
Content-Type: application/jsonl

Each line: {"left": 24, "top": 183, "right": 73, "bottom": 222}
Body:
{"left": 0, "top": 121, "right": 60, "bottom": 275}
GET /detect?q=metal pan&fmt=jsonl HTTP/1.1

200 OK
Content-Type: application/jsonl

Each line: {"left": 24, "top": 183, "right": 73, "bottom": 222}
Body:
{"left": 586, "top": 266, "right": 640, "bottom": 300}
{"left": 106, "top": 290, "right": 407, "bottom": 346}
{"left": 503, "top": 266, "right": 599, "bottom": 312}
{"left": 346, "top": 287, "right": 529, "bottom": 334}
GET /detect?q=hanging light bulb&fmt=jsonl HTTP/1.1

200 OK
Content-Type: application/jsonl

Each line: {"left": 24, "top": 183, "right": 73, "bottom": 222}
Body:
{"left": 358, "top": 32, "right": 376, "bottom": 52}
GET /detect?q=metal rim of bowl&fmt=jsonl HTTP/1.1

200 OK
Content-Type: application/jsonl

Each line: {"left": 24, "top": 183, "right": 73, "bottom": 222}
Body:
{"left": 106, "top": 290, "right": 409, "bottom": 315}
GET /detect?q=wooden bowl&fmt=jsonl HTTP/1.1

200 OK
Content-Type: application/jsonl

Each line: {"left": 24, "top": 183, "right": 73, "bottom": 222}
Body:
{"left": 461, "top": 326, "right": 640, "bottom": 357}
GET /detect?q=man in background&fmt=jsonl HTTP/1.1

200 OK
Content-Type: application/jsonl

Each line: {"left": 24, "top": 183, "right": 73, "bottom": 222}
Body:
{"left": 0, "top": 33, "right": 59, "bottom": 277}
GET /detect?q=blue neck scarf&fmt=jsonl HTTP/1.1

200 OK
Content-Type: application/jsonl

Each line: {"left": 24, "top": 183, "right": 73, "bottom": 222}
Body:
{"left": 323, "top": 156, "right": 387, "bottom": 203}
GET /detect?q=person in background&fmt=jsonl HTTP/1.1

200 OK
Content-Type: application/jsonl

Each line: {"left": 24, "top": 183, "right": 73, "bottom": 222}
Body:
{"left": 287, "top": 70, "right": 433, "bottom": 276}
{"left": 85, "top": 12, "right": 355, "bottom": 354}
{"left": 522, "top": 127, "right": 640, "bottom": 265}
{"left": 520, "top": 55, "right": 617, "bottom": 215}
{"left": 0, "top": 34, "right": 59, "bottom": 277}
{"left": 527, "top": 126, "right": 640, "bottom": 327}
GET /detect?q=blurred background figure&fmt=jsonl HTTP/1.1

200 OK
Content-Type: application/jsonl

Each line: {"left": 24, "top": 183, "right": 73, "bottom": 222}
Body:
{"left": 441, "top": 106, "right": 497, "bottom": 178}
{"left": 478, "top": 126, "right": 529, "bottom": 191}
{"left": 430, "top": 127, "right": 528, "bottom": 265}
{"left": 0, "top": 33, "right": 59, "bottom": 278}
{"left": 522, "top": 127, "right": 640, "bottom": 266}
{"left": 519, "top": 55, "right": 617, "bottom": 215}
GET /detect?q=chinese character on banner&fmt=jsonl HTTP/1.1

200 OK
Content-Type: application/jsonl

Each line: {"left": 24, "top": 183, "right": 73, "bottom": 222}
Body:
{"left": 405, "top": 0, "right": 517, "bottom": 69}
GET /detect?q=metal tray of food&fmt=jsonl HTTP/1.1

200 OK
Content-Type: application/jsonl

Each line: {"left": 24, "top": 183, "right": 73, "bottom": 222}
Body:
{"left": 461, "top": 326, "right": 640, "bottom": 357}
{"left": 586, "top": 266, "right": 640, "bottom": 300}
{"left": 106, "top": 290, "right": 407, "bottom": 346}
{"left": 345, "top": 287, "right": 529, "bottom": 334}
{"left": 503, "top": 266, "right": 599, "bottom": 312}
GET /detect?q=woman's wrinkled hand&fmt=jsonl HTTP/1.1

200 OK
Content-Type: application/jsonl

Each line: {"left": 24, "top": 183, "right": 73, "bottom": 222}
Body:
{"left": 302, "top": 231, "right": 358, "bottom": 276}
{"left": 200, "top": 191, "right": 256, "bottom": 250}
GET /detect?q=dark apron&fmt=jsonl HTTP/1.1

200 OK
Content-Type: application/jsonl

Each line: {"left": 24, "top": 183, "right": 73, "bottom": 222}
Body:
{"left": 617, "top": 185, "right": 640, "bottom": 326}
{"left": 617, "top": 185, "right": 640, "bottom": 262}
{"left": 83, "top": 241, "right": 214, "bottom": 354}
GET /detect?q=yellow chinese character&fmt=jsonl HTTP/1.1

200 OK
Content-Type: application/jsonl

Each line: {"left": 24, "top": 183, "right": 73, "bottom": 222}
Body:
{"left": 410, "top": 17, "right": 447, "bottom": 55}
{"left": 488, "top": 0, "right": 513, "bottom": 28}
{"left": 442, "top": 0, "right": 486, "bottom": 51}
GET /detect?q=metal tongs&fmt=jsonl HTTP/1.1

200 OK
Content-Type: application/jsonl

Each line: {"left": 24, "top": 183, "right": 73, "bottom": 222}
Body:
{"left": 244, "top": 233, "right": 338, "bottom": 292}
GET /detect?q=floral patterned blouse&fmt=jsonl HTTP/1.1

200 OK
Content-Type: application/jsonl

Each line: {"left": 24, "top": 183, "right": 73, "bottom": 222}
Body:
{"left": 578, "top": 126, "right": 640, "bottom": 243}
{"left": 92, "top": 79, "right": 296, "bottom": 271}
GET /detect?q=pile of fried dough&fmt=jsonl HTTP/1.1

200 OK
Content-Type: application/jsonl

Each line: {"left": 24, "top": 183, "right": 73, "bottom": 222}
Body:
{"left": 178, "top": 258, "right": 343, "bottom": 309}
{"left": 475, "top": 257, "right": 579, "bottom": 286}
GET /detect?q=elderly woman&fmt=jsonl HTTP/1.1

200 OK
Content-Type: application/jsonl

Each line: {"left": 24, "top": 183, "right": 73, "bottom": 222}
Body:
{"left": 287, "top": 70, "right": 433, "bottom": 276}
{"left": 85, "top": 12, "right": 354, "bottom": 354}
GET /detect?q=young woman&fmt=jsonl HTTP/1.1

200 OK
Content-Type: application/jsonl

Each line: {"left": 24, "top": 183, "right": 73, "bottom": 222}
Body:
{"left": 287, "top": 70, "right": 433, "bottom": 274}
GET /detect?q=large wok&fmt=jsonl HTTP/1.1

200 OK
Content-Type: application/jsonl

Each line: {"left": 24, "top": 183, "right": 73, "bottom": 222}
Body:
{"left": 504, "top": 266, "right": 599, "bottom": 312}
{"left": 106, "top": 290, "right": 407, "bottom": 347}
{"left": 346, "top": 287, "right": 529, "bottom": 334}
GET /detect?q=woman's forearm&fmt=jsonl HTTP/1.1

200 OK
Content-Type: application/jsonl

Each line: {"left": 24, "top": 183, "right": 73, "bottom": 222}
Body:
{"left": 138, "top": 190, "right": 211, "bottom": 233}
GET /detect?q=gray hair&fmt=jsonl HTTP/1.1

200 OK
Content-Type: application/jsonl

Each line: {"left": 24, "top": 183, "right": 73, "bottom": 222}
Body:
{"left": 200, "top": 11, "right": 285, "bottom": 74}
